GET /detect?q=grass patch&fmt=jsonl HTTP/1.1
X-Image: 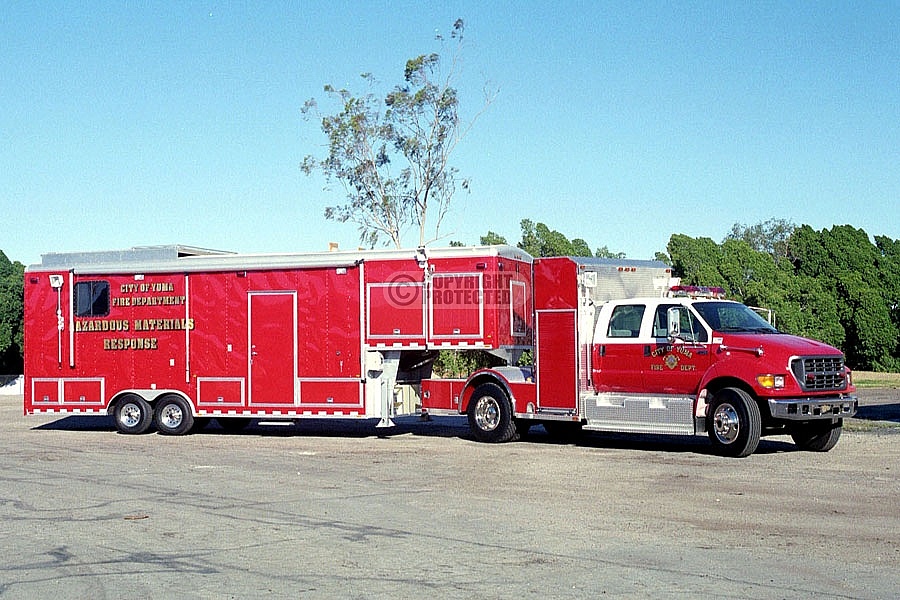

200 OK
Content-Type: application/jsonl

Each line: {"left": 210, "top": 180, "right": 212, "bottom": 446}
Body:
{"left": 845, "top": 418, "right": 900, "bottom": 432}
{"left": 852, "top": 371, "right": 900, "bottom": 388}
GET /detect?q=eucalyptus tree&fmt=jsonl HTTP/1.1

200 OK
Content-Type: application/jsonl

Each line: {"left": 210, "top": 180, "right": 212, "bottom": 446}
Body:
{"left": 302, "top": 19, "right": 494, "bottom": 248}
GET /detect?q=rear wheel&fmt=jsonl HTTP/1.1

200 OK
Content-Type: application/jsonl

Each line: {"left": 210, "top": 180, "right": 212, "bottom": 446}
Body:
{"left": 114, "top": 394, "right": 153, "bottom": 434}
{"left": 707, "top": 387, "right": 761, "bottom": 458}
{"left": 155, "top": 395, "right": 195, "bottom": 436}
{"left": 791, "top": 419, "right": 842, "bottom": 452}
{"left": 467, "top": 383, "right": 518, "bottom": 443}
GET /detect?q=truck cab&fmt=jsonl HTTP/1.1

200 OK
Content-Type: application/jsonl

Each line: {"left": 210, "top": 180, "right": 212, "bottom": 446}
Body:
{"left": 589, "top": 290, "right": 857, "bottom": 456}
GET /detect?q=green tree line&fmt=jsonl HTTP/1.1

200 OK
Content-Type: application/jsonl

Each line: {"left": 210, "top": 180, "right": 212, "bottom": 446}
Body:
{"left": 667, "top": 222, "right": 900, "bottom": 371}
{"left": 0, "top": 251, "right": 25, "bottom": 374}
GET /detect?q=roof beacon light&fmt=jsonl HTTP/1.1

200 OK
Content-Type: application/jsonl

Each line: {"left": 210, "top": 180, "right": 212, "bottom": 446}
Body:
{"left": 668, "top": 285, "right": 727, "bottom": 299}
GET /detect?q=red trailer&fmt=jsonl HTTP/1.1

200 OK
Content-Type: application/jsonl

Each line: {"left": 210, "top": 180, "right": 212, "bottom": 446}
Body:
{"left": 24, "top": 245, "right": 532, "bottom": 434}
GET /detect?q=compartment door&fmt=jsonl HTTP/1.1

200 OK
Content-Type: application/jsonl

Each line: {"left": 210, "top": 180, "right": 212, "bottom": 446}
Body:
{"left": 536, "top": 309, "right": 577, "bottom": 411}
{"left": 428, "top": 273, "right": 484, "bottom": 341}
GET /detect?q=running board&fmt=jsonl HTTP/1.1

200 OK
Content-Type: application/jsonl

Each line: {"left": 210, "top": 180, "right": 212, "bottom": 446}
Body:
{"left": 581, "top": 392, "right": 696, "bottom": 436}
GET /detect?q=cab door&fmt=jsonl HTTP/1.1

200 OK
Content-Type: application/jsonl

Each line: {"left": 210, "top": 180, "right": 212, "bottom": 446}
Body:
{"left": 641, "top": 303, "right": 712, "bottom": 395}
{"left": 592, "top": 304, "right": 647, "bottom": 392}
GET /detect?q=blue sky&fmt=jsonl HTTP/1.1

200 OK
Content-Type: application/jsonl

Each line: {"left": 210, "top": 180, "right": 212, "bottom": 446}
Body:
{"left": 3, "top": 1, "right": 898, "bottom": 266}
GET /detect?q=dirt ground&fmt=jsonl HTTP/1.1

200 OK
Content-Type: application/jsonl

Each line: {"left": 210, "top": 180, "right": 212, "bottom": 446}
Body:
{"left": 1, "top": 390, "right": 897, "bottom": 599}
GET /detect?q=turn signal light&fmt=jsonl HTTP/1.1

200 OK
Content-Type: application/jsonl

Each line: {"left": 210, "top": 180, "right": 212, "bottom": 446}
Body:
{"left": 757, "top": 374, "right": 785, "bottom": 389}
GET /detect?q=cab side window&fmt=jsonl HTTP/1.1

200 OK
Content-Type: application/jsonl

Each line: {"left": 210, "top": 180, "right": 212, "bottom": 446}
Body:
{"left": 653, "top": 304, "right": 708, "bottom": 342}
{"left": 607, "top": 305, "right": 645, "bottom": 338}
{"left": 74, "top": 281, "right": 110, "bottom": 317}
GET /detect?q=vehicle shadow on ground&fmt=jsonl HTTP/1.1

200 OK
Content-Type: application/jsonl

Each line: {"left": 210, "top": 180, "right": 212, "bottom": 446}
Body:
{"left": 33, "top": 415, "right": 799, "bottom": 455}
{"left": 853, "top": 402, "right": 900, "bottom": 422}
{"left": 33, "top": 415, "right": 117, "bottom": 432}
{"left": 518, "top": 428, "right": 799, "bottom": 455}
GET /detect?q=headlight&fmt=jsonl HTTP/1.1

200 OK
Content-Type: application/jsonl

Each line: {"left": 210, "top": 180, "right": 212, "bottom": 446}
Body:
{"left": 757, "top": 374, "right": 786, "bottom": 389}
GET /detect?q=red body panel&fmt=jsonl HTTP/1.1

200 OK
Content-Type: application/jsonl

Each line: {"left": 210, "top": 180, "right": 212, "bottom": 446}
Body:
{"left": 420, "top": 378, "right": 466, "bottom": 413}
{"left": 532, "top": 257, "right": 579, "bottom": 310}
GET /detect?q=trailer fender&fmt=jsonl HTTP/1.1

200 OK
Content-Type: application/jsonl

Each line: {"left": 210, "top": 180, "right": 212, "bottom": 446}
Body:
{"left": 458, "top": 367, "right": 533, "bottom": 415}
{"left": 110, "top": 389, "right": 196, "bottom": 414}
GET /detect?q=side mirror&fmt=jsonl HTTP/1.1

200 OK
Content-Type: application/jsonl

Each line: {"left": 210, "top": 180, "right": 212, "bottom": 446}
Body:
{"left": 667, "top": 307, "right": 682, "bottom": 339}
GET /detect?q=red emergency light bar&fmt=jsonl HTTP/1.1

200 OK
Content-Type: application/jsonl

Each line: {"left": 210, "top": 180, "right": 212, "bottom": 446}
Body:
{"left": 668, "top": 285, "right": 727, "bottom": 299}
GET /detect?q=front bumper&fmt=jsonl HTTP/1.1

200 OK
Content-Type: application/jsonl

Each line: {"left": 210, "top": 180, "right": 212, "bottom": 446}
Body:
{"left": 767, "top": 396, "right": 858, "bottom": 420}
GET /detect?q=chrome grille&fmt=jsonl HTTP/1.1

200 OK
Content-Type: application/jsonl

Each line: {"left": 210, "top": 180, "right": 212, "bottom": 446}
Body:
{"left": 791, "top": 356, "right": 846, "bottom": 391}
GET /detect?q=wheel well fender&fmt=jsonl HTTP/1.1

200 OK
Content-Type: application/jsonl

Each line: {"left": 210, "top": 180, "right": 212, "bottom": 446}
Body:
{"left": 460, "top": 371, "right": 514, "bottom": 415}
{"left": 109, "top": 389, "right": 194, "bottom": 413}
{"left": 699, "top": 377, "right": 761, "bottom": 418}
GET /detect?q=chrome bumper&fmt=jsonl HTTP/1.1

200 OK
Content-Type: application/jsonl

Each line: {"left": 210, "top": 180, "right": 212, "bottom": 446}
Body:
{"left": 767, "top": 396, "right": 857, "bottom": 420}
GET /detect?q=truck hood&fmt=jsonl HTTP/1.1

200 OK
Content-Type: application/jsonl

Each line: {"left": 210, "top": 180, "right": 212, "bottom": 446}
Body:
{"left": 717, "top": 332, "right": 842, "bottom": 356}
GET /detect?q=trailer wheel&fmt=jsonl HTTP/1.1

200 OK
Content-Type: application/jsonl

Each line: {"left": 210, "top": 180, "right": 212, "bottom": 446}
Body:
{"left": 707, "top": 387, "right": 761, "bottom": 458}
{"left": 155, "top": 395, "right": 195, "bottom": 436}
{"left": 790, "top": 419, "right": 842, "bottom": 452}
{"left": 467, "top": 383, "right": 518, "bottom": 443}
{"left": 113, "top": 394, "right": 153, "bottom": 435}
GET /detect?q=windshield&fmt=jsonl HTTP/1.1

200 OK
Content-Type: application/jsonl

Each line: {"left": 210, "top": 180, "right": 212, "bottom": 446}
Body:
{"left": 692, "top": 302, "right": 779, "bottom": 334}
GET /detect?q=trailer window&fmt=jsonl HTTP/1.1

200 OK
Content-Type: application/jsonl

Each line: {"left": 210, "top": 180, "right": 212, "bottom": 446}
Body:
{"left": 74, "top": 281, "right": 110, "bottom": 317}
{"left": 607, "top": 304, "right": 645, "bottom": 338}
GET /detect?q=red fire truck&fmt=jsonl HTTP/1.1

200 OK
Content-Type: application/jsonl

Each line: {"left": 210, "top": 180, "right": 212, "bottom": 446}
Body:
{"left": 24, "top": 245, "right": 857, "bottom": 457}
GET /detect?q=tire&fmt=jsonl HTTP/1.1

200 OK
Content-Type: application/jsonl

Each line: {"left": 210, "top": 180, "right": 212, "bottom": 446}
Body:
{"left": 467, "top": 383, "right": 518, "bottom": 443}
{"left": 154, "top": 395, "right": 195, "bottom": 436}
{"left": 113, "top": 394, "right": 153, "bottom": 434}
{"left": 217, "top": 417, "right": 252, "bottom": 433}
{"left": 791, "top": 419, "right": 842, "bottom": 452}
{"left": 707, "top": 387, "right": 761, "bottom": 458}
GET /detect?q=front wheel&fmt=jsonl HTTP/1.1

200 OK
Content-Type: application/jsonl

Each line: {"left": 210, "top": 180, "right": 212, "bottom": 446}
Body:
{"left": 707, "top": 387, "right": 761, "bottom": 458}
{"left": 791, "top": 419, "right": 842, "bottom": 452}
{"left": 114, "top": 394, "right": 153, "bottom": 434}
{"left": 467, "top": 383, "right": 518, "bottom": 443}
{"left": 155, "top": 395, "right": 195, "bottom": 436}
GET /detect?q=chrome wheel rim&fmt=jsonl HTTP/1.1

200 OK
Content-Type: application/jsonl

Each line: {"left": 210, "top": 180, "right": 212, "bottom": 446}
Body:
{"left": 159, "top": 404, "right": 184, "bottom": 429}
{"left": 713, "top": 402, "right": 740, "bottom": 444}
{"left": 473, "top": 396, "right": 500, "bottom": 432}
{"left": 119, "top": 403, "right": 142, "bottom": 428}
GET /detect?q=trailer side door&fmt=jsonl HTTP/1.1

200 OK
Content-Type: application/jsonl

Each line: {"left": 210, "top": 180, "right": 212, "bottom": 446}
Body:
{"left": 248, "top": 291, "right": 297, "bottom": 406}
